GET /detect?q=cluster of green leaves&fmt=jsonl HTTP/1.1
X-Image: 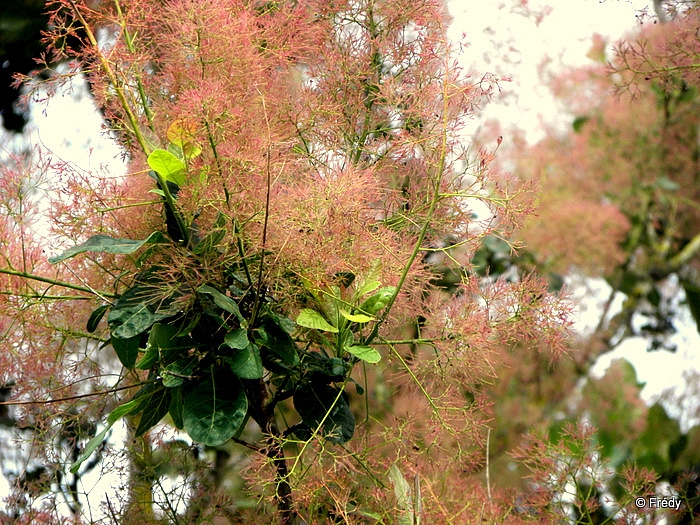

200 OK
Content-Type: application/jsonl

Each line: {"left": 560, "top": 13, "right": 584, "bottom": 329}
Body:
{"left": 293, "top": 269, "right": 395, "bottom": 443}
{"left": 50, "top": 128, "right": 397, "bottom": 471}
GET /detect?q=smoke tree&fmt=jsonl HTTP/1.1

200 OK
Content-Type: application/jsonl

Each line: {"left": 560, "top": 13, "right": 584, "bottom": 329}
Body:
{"left": 478, "top": 3, "right": 700, "bottom": 523}
{"left": 0, "top": 0, "right": 573, "bottom": 523}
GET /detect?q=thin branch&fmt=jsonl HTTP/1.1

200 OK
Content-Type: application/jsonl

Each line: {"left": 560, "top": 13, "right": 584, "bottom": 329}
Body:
{"left": 0, "top": 267, "right": 118, "bottom": 298}
{"left": 67, "top": 0, "right": 150, "bottom": 155}
{"left": 669, "top": 230, "right": 700, "bottom": 269}
{"left": 0, "top": 381, "right": 151, "bottom": 406}
{"left": 249, "top": 91, "right": 273, "bottom": 328}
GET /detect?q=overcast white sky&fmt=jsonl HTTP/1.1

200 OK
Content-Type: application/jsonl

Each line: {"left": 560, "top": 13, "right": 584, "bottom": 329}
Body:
{"left": 449, "top": 0, "right": 653, "bottom": 142}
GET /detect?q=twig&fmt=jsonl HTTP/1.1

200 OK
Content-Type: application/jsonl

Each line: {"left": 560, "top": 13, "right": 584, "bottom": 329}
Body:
{"left": 0, "top": 381, "right": 150, "bottom": 406}
{"left": 0, "top": 267, "right": 118, "bottom": 298}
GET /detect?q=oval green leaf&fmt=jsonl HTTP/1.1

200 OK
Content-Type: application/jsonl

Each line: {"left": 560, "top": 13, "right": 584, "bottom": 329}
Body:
{"left": 296, "top": 308, "right": 338, "bottom": 333}
{"left": 293, "top": 384, "right": 355, "bottom": 444}
{"left": 224, "top": 328, "right": 249, "bottom": 350}
{"left": 225, "top": 342, "right": 263, "bottom": 379}
{"left": 48, "top": 232, "right": 168, "bottom": 264}
{"left": 86, "top": 304, "right": 109, "bottom": 332}
{"left": 147, "top": 149, "right": 186, "bottom": 187}
{"left": 339, "top": 310, "right": 374, "bottom": 323}
{"left": 183, "top": 370, "right": 248, "bottom": 446}
{"left": 358, "top": 286, "right": 396, "bottom": 315}
{"left": 344, "top": 345, "right": 381, "bottom": 364}
{"left": 198, "top": 284, "right": 245, "bottom": 323}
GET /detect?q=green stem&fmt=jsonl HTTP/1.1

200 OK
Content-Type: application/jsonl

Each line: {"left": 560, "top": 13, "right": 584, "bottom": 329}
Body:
{"left": 249, "top": 94, "right": 273, "bottom": 328}
{"left": 669, "top": 231, "right": 700, "bottom": 269}
{"left": 365, "top": 47, "right": 452, "bottom": 345}
{"left": 68, "top": 0, "right": 151, "bottom": 155}
{"left": 385, "top": 340, "right": 448, "bottom": 428}
{"left": 113, "top": 0, "right": 155, "bottom": 133}
{"left": 0, "top": 267, "right": 118, "bottom": 298}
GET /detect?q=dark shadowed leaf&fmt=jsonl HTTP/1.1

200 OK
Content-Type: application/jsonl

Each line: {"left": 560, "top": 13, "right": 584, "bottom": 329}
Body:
{"left": 161, "top": 356, "right": 199, "bottom": 387}
{"left": 147, "top": 323, "right": 194, "bottom": 364}
{"left": 197, "top": 284, "right": 245, "bottom": 323}
{"left": 107, "top": 284, "right": 172, "bottom": 341}
{"left": 183, "top": 369, "right": 247, "bottom": 446}
{"left": 109, "top": 301, "right": 169, "bottom": 340}
{"left": 293, "top": 384, "right": 355, "bottom": 444}
{"left": 135, "top": 384, "right": 171, "bottom": 436}
{"left": 261, "top": 316, "right": 299, "bottom": 366}
{"left": 572, "top": 115, "right": 590, "bottom": 133}
{"left": 86, "top": 304, "right": 110, "bottom": 332}
{"left": 224, "top": 342, "right": 263, "bottom": 379}
{"left": 682, "top": 279, "right": 700, "bottom": 334}
{"left": 169, "top": 387, "right": 184, "bottom": 429}
{"left": 111, "top": 334, "right": 140, "bottom": 369}
{"left": 266, "top": 310, "right": 296, "bottom": 334}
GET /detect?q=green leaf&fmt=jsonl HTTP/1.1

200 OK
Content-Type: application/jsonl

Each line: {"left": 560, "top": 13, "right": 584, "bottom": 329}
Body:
{"left": 161, "top": 356, "right": 198, "bottom": 387}
{"left": 169, "top": 387, "right": 184, "bottom": 429}
{"left": 682, "top": 279, "right": 700, "bottom": 334}
{"left": 69, "top": 398, "right": 141, "bottom": 473}
{"left": 261, "top": 316, "right": 299, "bottom": 366}
{"left": 301, "top": 352, "right": 349, "bottom": 382}
{"left": 111, "top": 334, "right": 140, "bottom": 369}
{"left": 356, "top": 260, "right": 383, "bottom": 297}
{"left": 197, "top": 284, "right": 245, "bottom": 323}
{"left": 223, "top": 328, "right": 249, "bottom": 350}
{"left": 70, "top": 426, "right": 110, "bottom": 474}
{"left": 135, "top": 345, "right": 159, "bottom": 370}
{"left": 135, "top": 384, "right": 171, "bottom": 436}
{"left": 107, "top": 281, "right": 175, "bottom": 343}
{"left": 266, "top": 310, "right": 296, "bottom": 334}
{"left": 183, "top": 369, "right": 248, "bottom": 446}
{"left": 656, "top": 176, "right": 680, "bottom": 192}
{"left": 110, "top": 398, "right": 144, "bottom": 424}
{"left": 108, "top": 300, "right": 168, "bottom": 340}
{"left": 225, "top": 342, "right": 264, "bottom": 379}
{"left": 572, "top": 115, "right": 590, "bottom": 133}
{"left": 344, "top": 345, "right": 381, "bottom": 364}
{"left": 86, "top": 304, "right": 109, "bottom": 332}
{"left": 356, "top": 279, "right": 380, "bottom": 298}
{"left": 48, "top": 232, "right": 168, "bottom": 264}
{"left": 329, "top": 358, "right": 347, "bottom": 377}
{"left": 296, "top": 308, "right": 338, "bottom": 333}
{"left": 147, "top": 149, "right": 186, "bottom": 187}
{"left": 339, "top": 310, "right": 373, "bottom": 323}
{"left": 293, "top": 384, "right": 355, "bottom": 444}
{"left": 389, "top": 464, "right": 414, "bottom": 525}
{"left": 358, "top": 286, "right": 396, "bottom": 315}
{"left": 635, "top": 403, "right": 682, "bottom": 473}
{"left": 147, "top": 322, "right": 194, "bottom": 364}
